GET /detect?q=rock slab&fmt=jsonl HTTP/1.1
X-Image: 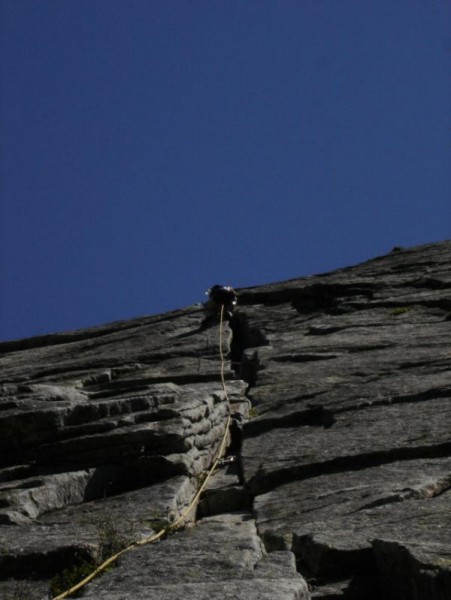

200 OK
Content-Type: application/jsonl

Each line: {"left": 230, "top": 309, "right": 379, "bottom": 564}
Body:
{"left": 1, "top": 240, "right": 450, "bottom": 599}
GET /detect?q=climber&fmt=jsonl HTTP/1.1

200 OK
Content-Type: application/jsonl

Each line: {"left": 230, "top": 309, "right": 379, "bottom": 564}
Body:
{"left": 205, "top": 285, "right": 238, "bottom": 320}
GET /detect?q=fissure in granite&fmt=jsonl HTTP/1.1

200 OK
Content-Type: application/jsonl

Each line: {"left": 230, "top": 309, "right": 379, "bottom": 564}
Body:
{"left": 1, "top": 241, "right": 450, "bottom": 600}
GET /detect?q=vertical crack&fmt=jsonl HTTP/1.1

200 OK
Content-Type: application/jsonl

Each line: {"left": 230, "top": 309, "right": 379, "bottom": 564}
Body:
{"left": 229, "top": 311, "right": 268, "bottom": 388}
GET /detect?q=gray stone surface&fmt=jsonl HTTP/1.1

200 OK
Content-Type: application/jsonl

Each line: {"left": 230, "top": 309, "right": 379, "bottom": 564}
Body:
{"left": 82, "top": 513, "right": 308, "bottom": 600}
{"left": 243, "top": 400, "right": 451, "bottom": 495}
{"left": 254, "top": 459, "right": 451, "bottom": 551}
{"left": 238, "top": 241, "right": 451, "bottom": 599}
{"left": 0, "top": 377, "right": 247, "bottom": 524}
{"left": 0, "top": 476, "right": 196, "bottom": 580}
{"left": 0, "top": 240, "right": 450, "bottom": 599}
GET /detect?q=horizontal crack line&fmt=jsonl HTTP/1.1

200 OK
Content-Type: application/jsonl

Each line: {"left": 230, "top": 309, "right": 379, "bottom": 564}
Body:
{"left": 248, "top": 442, "right": 451, "bottom": 496}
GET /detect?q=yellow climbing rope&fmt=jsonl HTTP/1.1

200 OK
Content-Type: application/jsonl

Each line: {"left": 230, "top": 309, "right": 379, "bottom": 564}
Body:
{"left": 52, "top": 304, "right": 231, "bottom": 599}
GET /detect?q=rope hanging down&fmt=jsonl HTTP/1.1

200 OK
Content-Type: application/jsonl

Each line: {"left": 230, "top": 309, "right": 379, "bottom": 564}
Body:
{"left": 53, "top": 304, "right": 232, "bottom": 600}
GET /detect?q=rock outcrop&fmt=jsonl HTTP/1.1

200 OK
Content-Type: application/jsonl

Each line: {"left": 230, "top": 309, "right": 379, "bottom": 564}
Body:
{"left": 1, "top": 240, "right": 450, "bottom": 599}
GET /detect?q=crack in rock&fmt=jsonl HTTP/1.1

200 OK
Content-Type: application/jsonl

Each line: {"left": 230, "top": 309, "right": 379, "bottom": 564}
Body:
{"left": 1, "top": 240, "right": 451, "bottom": 599}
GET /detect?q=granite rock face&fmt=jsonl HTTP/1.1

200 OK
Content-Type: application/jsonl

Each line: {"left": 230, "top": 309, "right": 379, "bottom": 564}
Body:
{"left": 1, "top": 240, "right": 450, "bottom": 600}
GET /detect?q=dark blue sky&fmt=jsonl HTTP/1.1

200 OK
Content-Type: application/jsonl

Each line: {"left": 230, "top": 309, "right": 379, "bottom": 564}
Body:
{"left": 1, "top": 1, "right": 450, "bottom": 341}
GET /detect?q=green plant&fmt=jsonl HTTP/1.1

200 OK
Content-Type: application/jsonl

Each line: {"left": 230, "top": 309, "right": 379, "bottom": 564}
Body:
{"left": 144, "top": 518, "right": 172, "bottom": 533}
{"left": 94, "top": 516, "right": 135, "bottom": 560}
{"left": 390, "top": 306, "right": 411, "bottom": 316}
{"left": 248, "top": 406, "right": 258, "bottom": 418}
{"left": 50, "top": 560, "right": 95, "bottom": 597}
{"left": 195, "top": 470, "right": 208, "bottom": 486}
{"left": 50, "top": 516, "right": 136, "bottom": 597}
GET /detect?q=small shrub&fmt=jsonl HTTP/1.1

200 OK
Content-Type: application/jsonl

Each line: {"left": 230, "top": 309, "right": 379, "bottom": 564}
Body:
{"left": 50, "top": 516, "right": 136, "bottom": 597}
{"left": 50, "top": 560, "right": 95, "bottom": 597}
{"left": 95, "top": 516, "right": 135, "bottom": 560}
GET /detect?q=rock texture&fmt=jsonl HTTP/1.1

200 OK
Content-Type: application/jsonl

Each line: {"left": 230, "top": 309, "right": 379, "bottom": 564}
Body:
{"left": 1, "top": 240, "right": 450, "bottom": 599}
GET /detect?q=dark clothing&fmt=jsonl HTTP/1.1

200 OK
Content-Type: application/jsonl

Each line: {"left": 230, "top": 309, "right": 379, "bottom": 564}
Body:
{"left": 205, "top": 285, "right": 238, "bottom": 320}
{"left": 207, "top": 285, "right": 237, "bottom": 306}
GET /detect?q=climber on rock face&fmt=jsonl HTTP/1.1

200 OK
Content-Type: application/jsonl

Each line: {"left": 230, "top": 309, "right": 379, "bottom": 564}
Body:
{"left": 205, "top": 285, "right": 238, "bottom": 320}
